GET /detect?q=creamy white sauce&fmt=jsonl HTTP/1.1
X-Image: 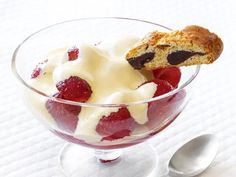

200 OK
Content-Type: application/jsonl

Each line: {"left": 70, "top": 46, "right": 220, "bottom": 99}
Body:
{"left": 26, "top": 37, "right": 157, "bottom": 142}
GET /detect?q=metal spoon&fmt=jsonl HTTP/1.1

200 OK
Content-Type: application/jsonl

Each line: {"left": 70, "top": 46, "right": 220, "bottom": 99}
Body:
{"left": 164, "top": 134, "right": 219, "bottom": 177}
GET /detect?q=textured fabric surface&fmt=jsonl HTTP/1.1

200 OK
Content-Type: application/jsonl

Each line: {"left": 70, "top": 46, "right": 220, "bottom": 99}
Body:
{"left": 0, "top": 0, "right": 235, "bottom": 176}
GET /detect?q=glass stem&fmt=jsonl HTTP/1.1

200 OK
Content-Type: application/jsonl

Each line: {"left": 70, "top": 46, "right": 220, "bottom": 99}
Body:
{"left": 94, "top": 149, "right": 122, "bottom": 163}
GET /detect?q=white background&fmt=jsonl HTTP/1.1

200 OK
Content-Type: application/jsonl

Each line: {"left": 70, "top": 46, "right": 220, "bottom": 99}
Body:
{"left": 0, "top": 0, "right": 236, "bottom": 176}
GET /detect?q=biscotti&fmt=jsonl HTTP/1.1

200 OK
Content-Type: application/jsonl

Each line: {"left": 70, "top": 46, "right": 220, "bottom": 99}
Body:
{"left": 126, "top": 25, "right": 223, "bottom": 70}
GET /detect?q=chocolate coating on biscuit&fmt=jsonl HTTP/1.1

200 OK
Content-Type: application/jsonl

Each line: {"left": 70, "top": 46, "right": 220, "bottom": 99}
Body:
{"left": 167, "top": 51, "right": 205, "bottom": 65}
{"left": 127, "top": 52, "right": 155, "bottom": 69}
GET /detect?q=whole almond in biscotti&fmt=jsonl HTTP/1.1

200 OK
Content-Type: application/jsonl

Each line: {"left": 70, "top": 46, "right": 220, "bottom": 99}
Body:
{"left": 126, "top": 25, "right": 223, "bottom": 70}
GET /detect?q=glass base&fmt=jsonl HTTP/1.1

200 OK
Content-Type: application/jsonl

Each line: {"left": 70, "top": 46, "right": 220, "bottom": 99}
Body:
{"left": 59, "top": 142, "right": 160, "bottom": 177}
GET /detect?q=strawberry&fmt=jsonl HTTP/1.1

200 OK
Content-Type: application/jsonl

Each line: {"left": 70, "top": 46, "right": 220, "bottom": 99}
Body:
{"left": 153, "top": 67, "right": 181, "bottom": 88}
{"left": 96, "top": 108, "right": 137, "bottom": 141}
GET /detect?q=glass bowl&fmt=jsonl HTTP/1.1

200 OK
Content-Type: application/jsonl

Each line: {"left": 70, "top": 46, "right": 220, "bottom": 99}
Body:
{"left": 12, "top": 17, "right": 200, "bottom": 177}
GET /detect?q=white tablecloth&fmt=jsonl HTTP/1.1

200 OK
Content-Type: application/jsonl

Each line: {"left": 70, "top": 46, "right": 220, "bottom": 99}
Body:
{"left": 0, "top": 0, "right": 236, "bottom": 176}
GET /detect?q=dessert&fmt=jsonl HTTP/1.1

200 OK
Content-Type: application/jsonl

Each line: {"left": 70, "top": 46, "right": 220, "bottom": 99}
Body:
{"left": 13, "top": 19, "right": 224, "bottom": 176}
{"left": 26, "top": 36, "right": 183, "bottom": 146}
{"left": 25, "top": 25, "right": 223, "bottom": 147}
{"left": 126, "top": 25, "right": 223, "bottom": 70}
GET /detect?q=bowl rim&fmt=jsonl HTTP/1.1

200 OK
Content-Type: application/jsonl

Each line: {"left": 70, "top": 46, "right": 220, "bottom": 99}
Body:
{"left": 11, "top": 17, "right": 200, "bottom": 107}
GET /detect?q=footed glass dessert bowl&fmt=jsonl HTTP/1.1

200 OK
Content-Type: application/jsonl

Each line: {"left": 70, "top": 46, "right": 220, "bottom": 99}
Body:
{"left": 12, "top": 17, "right": 200, "bottom": 177}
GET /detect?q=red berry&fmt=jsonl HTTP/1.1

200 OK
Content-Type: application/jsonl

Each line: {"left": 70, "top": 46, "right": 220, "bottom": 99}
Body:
{"left": 143, "top": 79, "right": 173, "bottom": 128}
{"left": 31, "top": 59, "right": 48, "bottom": 79}
{"left": 153, "top": 67, "right": 181, "bottom": 88}
{"left": 148, "top": 79, "right": 174, "bottom": 97}
{"left": 147, "top": 89, "right": 186, "bottom": 129}
{"left": 56, "top": 76, "right": 92, "bottom": 102}
{"left": 68, "top": 47, "right": 79, "bottom": 61}
{"left": 46, "top": 93, "right": 81, "bottom": 133}
{"left": 96, "top": 108, "right": 137, "bottom": 141}
{"left": 31, "top": 67, "right": 41, "bottom": 79}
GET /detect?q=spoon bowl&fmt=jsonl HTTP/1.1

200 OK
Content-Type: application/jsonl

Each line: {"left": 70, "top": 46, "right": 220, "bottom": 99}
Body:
{"left": 168, "top": 134, "right": 219, "bottom": 177}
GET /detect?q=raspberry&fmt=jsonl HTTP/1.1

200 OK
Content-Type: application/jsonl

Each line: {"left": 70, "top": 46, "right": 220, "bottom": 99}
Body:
{"left": 31, "top": 67, "right": 41, "bottom": 79}
{"left": 148, "top": 79, "right": 174, "bottom": 97}
{"left": 153, "top": 67, "right": 181, "bottom": 88}
{"left": 56, "top": 76, "right": 92, "bottom": 102}
{"left": 68, "top": 47, "right": 79, "bottom": 61}
{"left": 96, "top": 108, "right": 137, "bottom": 141}
{"left": 46, "top": 93, "right": 81, "bottom": 133}
{"left": 147, "top": 89, "right": 186, "bottom": 129}
{"left": 31, "top": 59, "right": 48, "bottom": 79}
{"left": 142, "top": 79, "right": 174, "bottom": 128}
